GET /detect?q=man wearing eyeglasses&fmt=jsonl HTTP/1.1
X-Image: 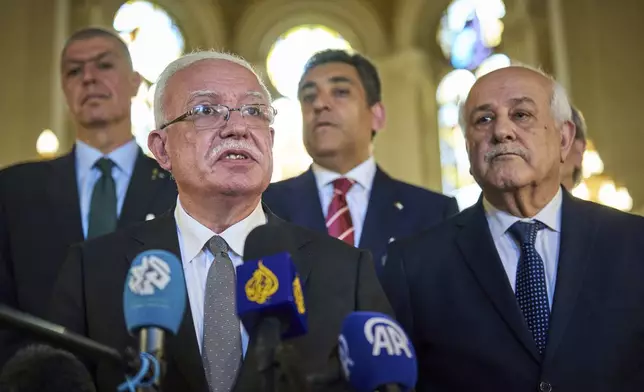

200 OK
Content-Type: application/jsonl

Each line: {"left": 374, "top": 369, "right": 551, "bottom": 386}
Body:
{"left": 49, "top": 50, "right": 392, "bottom": 392}
{"left": 0, "top": 27, "right": 176, "bottom": 368}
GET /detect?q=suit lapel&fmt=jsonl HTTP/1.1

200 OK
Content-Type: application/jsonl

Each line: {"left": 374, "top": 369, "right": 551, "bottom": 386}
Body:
{"left": 118, "top": 150, "right": 170, "bottom": 228}
{"left": 127, "top": 214, "right": 209, "bottom": 392}
{"left": 288, "top": 169, "right": 327, "bottom": 233}
{"left": 360, "top": 167, "right": 399, "bottom": 253}
{"left": 456, "top": 201, "right": 541, "bottom": 362}
{"left": 543, "top": 191, "right": 597, "bottom": 364}
{"left": 48, "top": 150, "right": 84, "bottom": 245}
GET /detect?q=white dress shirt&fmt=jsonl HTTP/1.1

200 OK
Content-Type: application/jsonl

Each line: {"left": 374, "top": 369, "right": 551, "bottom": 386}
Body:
{"left": 483, "top": 188, "right": 563, "bottom": 308}
{"left": 311, "top": 156, "right": 377, "bottom": 246}
{"left": 75, "top": 139, "right": 139, "bottom": 238}
{"left": 174, "top": 198, "right": 267, "bottom": 355}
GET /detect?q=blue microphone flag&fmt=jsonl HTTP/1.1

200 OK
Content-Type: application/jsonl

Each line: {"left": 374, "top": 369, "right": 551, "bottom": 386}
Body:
{"left": 123, "top": 250, "right": 186, "bottom": 335}
{"left": 339, "top": 311, "right": 417, "bottom": 392}
{"left": 236, "top": 252, "right": 307, "bottom": 339}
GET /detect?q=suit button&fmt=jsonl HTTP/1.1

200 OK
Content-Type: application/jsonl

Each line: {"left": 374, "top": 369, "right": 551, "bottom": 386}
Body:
{"left": 539, "top": 381, "right": 552, "bottom": 392}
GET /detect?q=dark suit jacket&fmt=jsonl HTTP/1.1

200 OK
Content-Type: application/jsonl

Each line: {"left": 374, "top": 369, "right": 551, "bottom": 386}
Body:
{"left": 49, "top": 210, "right": 392, "bottom": 392}
{"left": 382, "top": 190, "right": 644, "bottom": 392}
{"left": 0, "top": 148, "right": 177, "bottom": 366}
{"left": 262, "top": 167, "right": 458, "bottom": 273}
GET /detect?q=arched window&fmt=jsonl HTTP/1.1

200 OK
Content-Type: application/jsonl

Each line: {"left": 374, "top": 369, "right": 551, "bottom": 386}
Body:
{"left": 436, "top": 0, "right": 509, "bottom": 209}
{"left": 113, "top": 0, "right": 184, "bottom": 154}
{"left": 266, "top": 25, "right": 352, "bottom": 182}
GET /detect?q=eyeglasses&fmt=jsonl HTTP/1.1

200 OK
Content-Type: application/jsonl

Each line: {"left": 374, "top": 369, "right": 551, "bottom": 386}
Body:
{"left": 160, "top": 104, "right": 277, "bottom": 130}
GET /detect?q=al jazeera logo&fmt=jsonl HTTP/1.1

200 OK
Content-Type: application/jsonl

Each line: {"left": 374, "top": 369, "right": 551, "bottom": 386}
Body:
{"left": 245, "top": 261, "right": 279, "bottom": 304}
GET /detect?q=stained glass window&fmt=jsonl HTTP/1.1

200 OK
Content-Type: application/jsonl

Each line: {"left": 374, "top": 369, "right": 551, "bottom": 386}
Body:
{"left": 266, "top": 25, "right": 352, "bottom": 182}
{"left": 113, "top": 1, "right": 184, "bottom": 154}
{"left": 436, "top": 0, "right": 510, "bottom": 209}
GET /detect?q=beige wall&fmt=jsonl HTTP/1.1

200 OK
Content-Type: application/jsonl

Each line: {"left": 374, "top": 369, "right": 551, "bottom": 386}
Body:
{"left": 562, "top": 0, "right": 644, "bottom": 209}
{"left": 0, "top": 0, "right": 58, "bottom": 167}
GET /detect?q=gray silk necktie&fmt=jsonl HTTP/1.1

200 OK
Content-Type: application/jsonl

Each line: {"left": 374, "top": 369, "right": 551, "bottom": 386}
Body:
{"left": 202, "top": 236, "right": 242, "bottom": 392}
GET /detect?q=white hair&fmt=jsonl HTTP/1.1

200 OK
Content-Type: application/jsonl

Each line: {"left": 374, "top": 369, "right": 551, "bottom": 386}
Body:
{"left": 457, "top": 63, "right": 572, "bottom": 132}
{"left": 153, "top": 50, "right": 273, "bottom": 129}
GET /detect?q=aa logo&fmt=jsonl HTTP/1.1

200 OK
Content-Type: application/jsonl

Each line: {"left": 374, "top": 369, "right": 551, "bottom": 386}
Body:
{"left": 338, "top": 335, "right": 354, "bottom": 378}
{"left": 364, "top": 317, "right": 412, "bottom": 358}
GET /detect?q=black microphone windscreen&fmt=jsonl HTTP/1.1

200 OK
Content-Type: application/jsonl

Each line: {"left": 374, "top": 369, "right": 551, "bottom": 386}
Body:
{"left": 243, "top": 223, "right": 288, "bottom": 262}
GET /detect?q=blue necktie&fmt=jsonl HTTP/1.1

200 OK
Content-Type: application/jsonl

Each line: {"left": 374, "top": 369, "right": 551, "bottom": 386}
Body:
{"left": 508, "top": 221, "right": 550, "bottom": 355}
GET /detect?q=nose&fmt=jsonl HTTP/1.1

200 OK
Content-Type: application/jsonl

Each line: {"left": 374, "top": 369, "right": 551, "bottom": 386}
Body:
{"left": 492, "top": 115, "right": 517, "bottom": 143}
{"left": 220, "top": 112, "right": 250, "bottom": 139}
{"left": 81, "top": 64, "right": 97, "bottom": 85}
{"left": 312, "top": 92, "right": 331, "bottom": 113}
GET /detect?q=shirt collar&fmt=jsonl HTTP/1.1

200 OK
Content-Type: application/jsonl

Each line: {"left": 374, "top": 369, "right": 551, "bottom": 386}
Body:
{"left": 174, "top": 197, "right": 267, "bottom": 263}
{"left": 311, "top": 156, "right": 377, "bottom": 191}
{"left": 483, "top": 187, "right": 563, "bottom": 239}
{"left": 75, "top": 139, "right": 139, "bottom": 177}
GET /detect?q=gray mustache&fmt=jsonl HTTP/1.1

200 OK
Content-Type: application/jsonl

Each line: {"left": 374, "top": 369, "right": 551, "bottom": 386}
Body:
{"left": 210, "top": 140, "right": 262, "bottom": 160}
{"left": 484, "top": 146, "right": 528, "bottom": 162}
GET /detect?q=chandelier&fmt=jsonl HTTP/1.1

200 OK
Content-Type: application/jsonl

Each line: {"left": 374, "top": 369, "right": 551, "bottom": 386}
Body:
{"left": 571, "top": 140, "right": 633, "bottom": 212}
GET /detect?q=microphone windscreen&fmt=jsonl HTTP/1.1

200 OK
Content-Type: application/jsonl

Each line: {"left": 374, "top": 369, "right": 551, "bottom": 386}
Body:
{"left": 123, "top": 249, "right": 186, "bottom": 335}
{"left": 236, "top": 251, "right": 307, "bottom": 339}
{"left": 242, "top": 223, "right": 288, "bottom": 262}
{"left": 339, "top": 311, "right": 417, "bottom": 392}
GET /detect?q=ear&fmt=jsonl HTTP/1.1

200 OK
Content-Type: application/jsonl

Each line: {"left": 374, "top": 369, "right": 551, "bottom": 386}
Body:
{"left": 370, "top": 102, "right": 386, "bottom": 136}
{"left": 269, "top": 127, "right": 275, "bottom": 148}
{"left": 559, "top": 120, "right": 575, "bottom": 163}
{"left": 148, "top": 129, "right": 172, "bottom": 172}
{"left": 129, "top": 71, "right": 142, "bottom": 97}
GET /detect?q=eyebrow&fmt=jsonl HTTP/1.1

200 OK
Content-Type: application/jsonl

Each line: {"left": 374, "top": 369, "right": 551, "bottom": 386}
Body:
{"left": 299, "top": 75, "right": 355, "bottom": 93}
{"left": 470, "top": 96, "right": 537, "bottom": 116}
{"left": 63, "top": 51, "right": 113, "bottom": 67}
{"left": 186, "top": 90, "right": 266, "bottom": 104}
{"left": 186, "top": 90, "right": 219, "bottom": 103}
{"left": 509, "top": 96, "right": 537, "bottom": 106}
{"left": 244, "top": 91, "right": 266, "bottom": 101}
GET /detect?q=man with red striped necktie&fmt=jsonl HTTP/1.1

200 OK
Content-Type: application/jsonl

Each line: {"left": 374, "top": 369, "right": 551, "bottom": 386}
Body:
{"left": 263, "top": 49, "right": 458, "bottom": 273}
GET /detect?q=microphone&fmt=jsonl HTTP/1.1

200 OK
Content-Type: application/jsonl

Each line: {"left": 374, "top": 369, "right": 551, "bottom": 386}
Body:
{"left": 0, "top": 304, "right": 124, "bottom": 366}
{"left": 123, "top": 249, "right": 187, "bottom": 391}
{"left": 237, "top": 224, "right": 308, "bottom": 391}
{"left": 338, "top": 312, "right": 417, "bottom": 392}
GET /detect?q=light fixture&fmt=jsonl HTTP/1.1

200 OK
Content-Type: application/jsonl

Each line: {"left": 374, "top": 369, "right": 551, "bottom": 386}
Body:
{"left": 36, "top": 129, "right": 60, "bottom": 158}
{"left": 571, "top": 141, "right": 633, "bottom": 211}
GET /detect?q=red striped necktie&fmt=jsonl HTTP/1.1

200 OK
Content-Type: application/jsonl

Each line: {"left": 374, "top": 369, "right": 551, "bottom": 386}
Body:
{"left": 326, "top": 177, "right": 356, "bottom": 245}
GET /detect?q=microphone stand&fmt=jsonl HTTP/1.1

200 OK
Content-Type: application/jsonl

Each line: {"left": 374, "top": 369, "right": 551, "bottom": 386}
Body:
{"left": 274, "top": 342, "right": 311, "bottom": 392}
{"left": 136, "top": 327, "right": 166, "bottom": 392}
{"left": 254, "top": 318, "right": 281, "bottom": 392}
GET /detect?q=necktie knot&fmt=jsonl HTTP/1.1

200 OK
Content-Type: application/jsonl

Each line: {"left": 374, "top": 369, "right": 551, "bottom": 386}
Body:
{"left": 94, "top": 158, "right": 115, "bottom": 176}
{"left": 508, "top": 220, "right": 546, "bottom": 246}
{"left": 332, "top": 177, "right": 355, "bottom": 195}
{"left": 207, "top": 235, "right": 230, "bottom": 256}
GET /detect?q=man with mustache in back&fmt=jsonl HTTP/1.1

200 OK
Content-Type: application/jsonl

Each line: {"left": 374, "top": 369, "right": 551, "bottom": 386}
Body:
{"left": 0, "top": 27, "right": 176, "bottom": 368}
{"left": 263, "top": 50, "right": 458, "bottom": 274}
{"left": 49, "top": 50, "right": 392, "bottom": 392}
{"left": 382, "top": 65, "right": 644, "bottom": 391}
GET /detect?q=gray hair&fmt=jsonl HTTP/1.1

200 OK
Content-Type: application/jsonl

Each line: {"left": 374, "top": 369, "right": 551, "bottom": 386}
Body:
{"left": 570, "top": 105, "right": 587, "bottom": 142}
{"left": 457, "top": 63, "right": 572, "bottom": 132}
{"left": 154, "top": 51, "right": 272, "bottom": 129}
